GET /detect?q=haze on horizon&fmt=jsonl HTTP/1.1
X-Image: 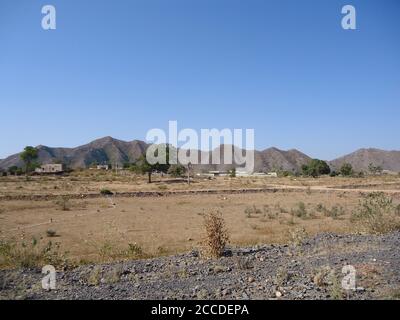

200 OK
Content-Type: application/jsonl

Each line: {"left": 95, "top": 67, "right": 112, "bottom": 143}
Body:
{"left": 1, "top": 0, "right": 399, "bottom": 160}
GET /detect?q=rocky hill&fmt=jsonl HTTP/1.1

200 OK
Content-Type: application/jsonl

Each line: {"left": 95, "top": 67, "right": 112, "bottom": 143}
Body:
{"left": 329, "top": 148, "right": 400, "bottom": 172}
{"left": 0, "top": 137, "right": 148, "bottom": 170}
{"left": 1, "top": 137, "right": 399, "bottom": 173}
{"left": 0, "top": 138, "right": 311, "bottom": 173}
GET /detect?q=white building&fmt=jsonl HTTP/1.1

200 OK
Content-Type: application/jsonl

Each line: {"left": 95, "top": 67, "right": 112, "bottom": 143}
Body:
{"left": 35, "top": 164, "right": 64, "bottom": 174}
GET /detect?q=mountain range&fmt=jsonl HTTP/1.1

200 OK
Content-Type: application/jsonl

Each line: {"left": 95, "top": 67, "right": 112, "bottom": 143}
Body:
{"left": 1, "top": 137, "right": 399, "bottom": 173}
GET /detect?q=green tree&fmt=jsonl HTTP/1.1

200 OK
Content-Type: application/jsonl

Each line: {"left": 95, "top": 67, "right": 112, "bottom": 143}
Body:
{"left": 301, "top": 159, "right": 331, "bottom": 177}
{"left": 132, "top": 145, "right": 171, "bottom": 183}
{"left": 20, "top": 146, "right": 39, "bottom": 174}
{"left": 340, "top": 163, "right": 353, "bottom": 176}
{"left": 8, "top": 166, "right": 19, "bottom": 175}
{"left": 168, "top": 164, "right": 187, "bottom": 177}
{"left": 368, "top": 163, "right": 383, "bottom": 175}
{"left": 228, "top": 168, "right": 236, "bottom": 178}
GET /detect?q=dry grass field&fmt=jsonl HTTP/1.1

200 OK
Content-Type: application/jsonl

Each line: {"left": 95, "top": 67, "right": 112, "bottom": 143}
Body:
{"left": 1, "top": 171, "right": 400, "bottom": 268}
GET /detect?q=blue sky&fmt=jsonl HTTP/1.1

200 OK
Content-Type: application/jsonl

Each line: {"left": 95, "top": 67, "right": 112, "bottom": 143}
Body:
{"left": 0, "top": 0, "right": 399, "bottom": 160}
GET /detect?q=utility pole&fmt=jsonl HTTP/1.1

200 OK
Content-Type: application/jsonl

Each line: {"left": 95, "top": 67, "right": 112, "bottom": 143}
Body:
{"left": 187, "top": 162, "right": 192, "bottom": 186}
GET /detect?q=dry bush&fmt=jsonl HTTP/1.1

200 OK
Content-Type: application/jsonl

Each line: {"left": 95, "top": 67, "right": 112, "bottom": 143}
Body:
{"left": 98, "top": 241, "right": 145, "bottom": 262}
{"left": 0, "top": 238, "right": 67, "bottom": 269}
{"left": 244, "top": 205, "right": 262, "bottom": 218}
{"left": 87, "top": 266, "right": 102, "bottom": 286}
{"left": 291, "top": 202, "right": 308, "bottom": 219}
{"left": 288, "top": 227, "right": 308, "bottom": 247}
{"left": 320, "top": 205, "right": 346, "bottom": 219}
{"left": 396, "top": 204, "right": 400, "bottom": 217}
{"left": 201, "top": 210, "right": 230, "bottom": 259}
{"left": 46, "top": 229, "right": 57, "bottom": 238}
{"left": 351, "top": 192, "right": 400, "bottom": 235}
{"left": 54, "top": 195, "right": 70, "bottom": 211}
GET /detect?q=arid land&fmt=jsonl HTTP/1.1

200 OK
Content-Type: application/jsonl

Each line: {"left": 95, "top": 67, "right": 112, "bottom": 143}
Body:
{"left": 1, "top": 172, "right": 400, "bottom": 265}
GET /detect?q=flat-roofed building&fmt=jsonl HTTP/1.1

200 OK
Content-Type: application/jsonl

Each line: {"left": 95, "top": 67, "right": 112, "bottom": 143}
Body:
{"left": 35, "top": 164, "right": 64, "bottom": 174}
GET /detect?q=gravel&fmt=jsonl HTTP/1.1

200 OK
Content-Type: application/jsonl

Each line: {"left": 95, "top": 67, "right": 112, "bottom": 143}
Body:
{"left": 1, "top": 232, "right": 399, "bottom": 300}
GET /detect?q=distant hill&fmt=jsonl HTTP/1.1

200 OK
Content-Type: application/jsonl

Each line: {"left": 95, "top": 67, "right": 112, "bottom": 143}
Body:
{"left": 329, "top": 148, "right": 400, "bottom": 172}
{"left": 1, "top": 138, "right": 399, "bottom": 174}
{"left": 0, "top": 137, "right": 148, "bottom": 170}
{"left": 0, "top": 137, "right": 311, "bottom": 173}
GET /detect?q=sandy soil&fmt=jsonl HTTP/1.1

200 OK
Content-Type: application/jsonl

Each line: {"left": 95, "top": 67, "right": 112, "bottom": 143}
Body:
{"left": 1, "top": 173, "right": 399, "bottom": 264}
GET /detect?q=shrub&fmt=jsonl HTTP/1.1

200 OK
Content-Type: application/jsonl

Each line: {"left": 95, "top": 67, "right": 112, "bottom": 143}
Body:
{"left": 301, "top": 159, "right": 331, "bottom": 177}
{"left": 330, "top": 171, "right": 338, "bottom": 177}
{"left": 0, "top": 238, "right": 67, "bottom": 269}
{"left": 396, "top": 204, "right": 400, "bottom": 217}
{"left": 201, "top": 210, "right": 230, "bottom": 258}
{"left": 127, "top": 243, "right": 143, "bottom": 257}
{"left": 168, "top": 164, "right": 186, "bottom": 177}
{"left": 98, "top": 241, "right": 145, "bottom": 262}
{"left": 288, "top": 227, "right": 308, "bottom": 247}
{"left": 46, "top": 229, "right": 57, "bottom": 238}
{"left": 100, "top": 189, "right": 113, "bottom": 196}
{"left": 87, "top": 266, "right": 102, "bottom": 286}
{"left": 324, "top": 205, "right": 346, "bottom": 219}
{"left": 351, "top": 192, "right": 400, "bottom": 234}
{"left": 291, "top": 202, "right": 308, "bottom": 219}
{"left": 340, "top": 163, "right": 353, "bottom": 176}
{"left": 54, "top": 195, "right": 70, "bottom": 211}
{"left": 244, "top": 205, "right": 262, "bottom": 218}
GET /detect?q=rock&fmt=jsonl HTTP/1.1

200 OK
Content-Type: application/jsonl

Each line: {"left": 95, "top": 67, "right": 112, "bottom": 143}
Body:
{"left": 213, "top": 266, "right": 227, "bottom": 274}
{"left": 275, "top": 291, "right": 282, "bottom": 298}
{"left": 221, "top": 289, "right": 230, "bottom": 296}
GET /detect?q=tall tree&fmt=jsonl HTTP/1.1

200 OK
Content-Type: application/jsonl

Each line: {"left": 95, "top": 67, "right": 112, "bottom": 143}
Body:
{"left": 340, "top": 163, "right": 353, "bottom": 176}
{"left": 132, "top": 145, "right": 171, "bottom": 183}
{"left": 301, "top": 159, "right": 331, "bottom": 177}
{"left": 20, "top": 146, "right": 39, "bottom": 174}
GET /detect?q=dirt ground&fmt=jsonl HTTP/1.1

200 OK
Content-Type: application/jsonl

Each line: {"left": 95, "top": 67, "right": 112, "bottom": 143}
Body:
{"left": 1, "top": 172, "right": 400, "bottom": 265}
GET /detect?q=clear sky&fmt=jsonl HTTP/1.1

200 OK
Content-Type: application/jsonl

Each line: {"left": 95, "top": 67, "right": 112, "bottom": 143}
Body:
{"left": 0, "top": 0, "right": 399, "bottom": 160}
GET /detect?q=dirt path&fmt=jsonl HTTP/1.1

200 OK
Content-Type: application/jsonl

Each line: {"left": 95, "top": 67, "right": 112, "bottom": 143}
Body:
{"left": 1, "top": 184, "right": 399, "bottom": 202}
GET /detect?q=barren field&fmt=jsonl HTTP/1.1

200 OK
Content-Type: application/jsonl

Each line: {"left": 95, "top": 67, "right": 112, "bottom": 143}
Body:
{"left": 1, "top": 172, "right": 400, "bottom": 267}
